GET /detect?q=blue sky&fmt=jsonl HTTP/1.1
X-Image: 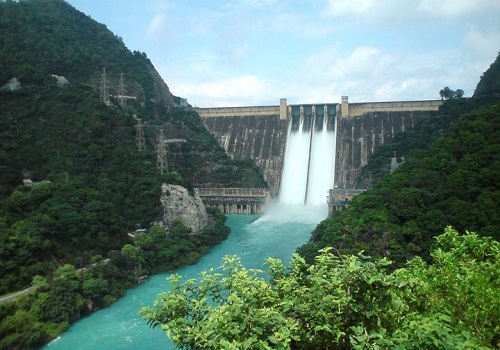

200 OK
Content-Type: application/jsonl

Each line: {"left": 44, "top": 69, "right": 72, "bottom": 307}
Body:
{"left": 65, "top": 0, "right": 500, "bottom": 107}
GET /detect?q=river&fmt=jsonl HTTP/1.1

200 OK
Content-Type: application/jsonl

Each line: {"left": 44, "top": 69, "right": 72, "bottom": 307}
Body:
{"left": 43, "top": 211, "right": 320, "bottom": 349}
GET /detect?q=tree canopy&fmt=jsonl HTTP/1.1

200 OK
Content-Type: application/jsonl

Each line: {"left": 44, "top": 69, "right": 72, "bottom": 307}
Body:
{"left": 439, "top": 86, "right": 464, "bottom": 100}
{"left": 141, "top": 228, "right": 499, "bottom": 349}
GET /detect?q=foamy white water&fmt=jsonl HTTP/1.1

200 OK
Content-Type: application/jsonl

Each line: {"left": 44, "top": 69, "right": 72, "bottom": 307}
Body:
{"left": 279, "top": 120, "right": 311, "bottom": 204}
{"left": 306, "top": 117, "right": 336, "bottom": 206}
{"left": 280, "top": 113, "right": 336, "bottom": 208}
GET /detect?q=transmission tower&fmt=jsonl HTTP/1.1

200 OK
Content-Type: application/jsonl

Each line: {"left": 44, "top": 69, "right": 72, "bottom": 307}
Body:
{"left": 100, "top": 67, "right": 110, "bottom": 104}
{"left": 135, "top": 117, "right": 146, "bottom": 152}
{"left": 155, "top": 126, "right": 187, "bottom": 174}
{"left": 156, "top": 127, "right": 168, "bottom": 174}
{"left": 118, "top": 72, "right": 125, "bottom": 108}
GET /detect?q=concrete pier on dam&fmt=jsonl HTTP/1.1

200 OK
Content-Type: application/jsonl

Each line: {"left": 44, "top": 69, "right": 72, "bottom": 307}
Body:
{"left": 196, "top": 96, "right": 442, "bottom": 206}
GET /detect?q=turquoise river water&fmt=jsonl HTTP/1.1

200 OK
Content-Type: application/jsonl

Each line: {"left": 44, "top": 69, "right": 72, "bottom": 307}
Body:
{"left": 43, "top": 213, "right": 318, "bottom": 349}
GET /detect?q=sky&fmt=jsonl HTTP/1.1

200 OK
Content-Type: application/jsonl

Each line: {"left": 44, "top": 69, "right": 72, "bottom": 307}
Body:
{"left": 65, "top": 0, "right": 500, "bottom": 107}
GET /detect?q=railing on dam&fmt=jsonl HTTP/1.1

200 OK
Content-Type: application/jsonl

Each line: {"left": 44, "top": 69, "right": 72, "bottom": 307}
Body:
{"left": 195, "top": 188, "right": 271, "bottom": 214}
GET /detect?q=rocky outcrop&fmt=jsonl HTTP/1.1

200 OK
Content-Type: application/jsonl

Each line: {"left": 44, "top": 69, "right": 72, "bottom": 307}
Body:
{"left": 148, "top": 65, "right": 175, "bottom": 106}
{"left": 161, "top": 184, "right": 208, "bottom": 233}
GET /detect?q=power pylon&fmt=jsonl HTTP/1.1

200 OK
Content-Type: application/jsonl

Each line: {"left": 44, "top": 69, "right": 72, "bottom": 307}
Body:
{"left": 156, "top": 127, "right": 168, "bottom": 174}
{"left": 118, "top": 72, "right": 125, "bottom": 108}
{"left": 135, "top": 117, "right": 146, "bottom": 152}
{"left": 155, "top": 126, "right": 186, "bottom": 174}
{"left": 100, "top": 67, "right": 110, "bottom": 104}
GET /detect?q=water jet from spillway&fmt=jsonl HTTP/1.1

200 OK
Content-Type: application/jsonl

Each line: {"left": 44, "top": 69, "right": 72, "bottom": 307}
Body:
{"left": 263, "top": 107, "right": 337, "bottom": 223}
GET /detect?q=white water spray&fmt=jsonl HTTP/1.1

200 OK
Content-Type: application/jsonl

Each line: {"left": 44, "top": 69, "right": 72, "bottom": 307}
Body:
{"left": 306, "top": 117, "right": 336, "bottom": 206}
{"left": 266, "top": 111, "right": 337, "bottom": 223}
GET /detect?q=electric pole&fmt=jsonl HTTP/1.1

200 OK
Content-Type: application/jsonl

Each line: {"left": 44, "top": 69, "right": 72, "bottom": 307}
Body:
{"left": 155, "top": 125, "right": 186, "bottom": 174}
{"left": 100, "top": 67, "right": 110, "bottom": 105}
{"left": 156, "top": 127, "right": 168, "bottom": 174}
{"left": 118, "top": 72, "right": 125, "bottom": 108}
{"left": 135, "top": 117, "right": 146, "bottom": 152}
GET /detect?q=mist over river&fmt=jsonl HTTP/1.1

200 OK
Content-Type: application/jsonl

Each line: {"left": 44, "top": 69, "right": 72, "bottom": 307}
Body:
{"left": 43, "top": 211, "right": 320, "bottom": 349}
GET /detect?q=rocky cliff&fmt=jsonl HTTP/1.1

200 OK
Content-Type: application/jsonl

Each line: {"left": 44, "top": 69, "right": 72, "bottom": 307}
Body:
{"left": 161, "top": 184, "right": 208, "bottom": 233}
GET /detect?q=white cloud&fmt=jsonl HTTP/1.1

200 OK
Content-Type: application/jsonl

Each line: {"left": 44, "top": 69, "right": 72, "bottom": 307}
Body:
{"left": 173, "top": 75, "right": 271, "bottom": 107}
{"left": 417, "top": 0, "right": 500, "bottom": 19}
{"left": 326, "top": 0, "right": 376, "bottom": 16}
{"left": 324, "top": 0, "right": 417, "bottom": 23}
{"left": 146, "top": 13, "right": 167, "bottom": 38}
{"left": 325, "top": 0, "right": 500, "bottom": 24}
{"left": 464, "top": 26, "right": 500, "bottom": 59}
{"left": 291, "top": 45, "right": 482, "bottom": 103}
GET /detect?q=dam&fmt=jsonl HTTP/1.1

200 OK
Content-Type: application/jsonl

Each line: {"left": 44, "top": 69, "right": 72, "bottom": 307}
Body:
{"left": 197, "top": 96, "right": 442, "bottom": 210}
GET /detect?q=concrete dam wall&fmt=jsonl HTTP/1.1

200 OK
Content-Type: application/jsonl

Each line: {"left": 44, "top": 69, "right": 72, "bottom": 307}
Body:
{"left": 197, "top": 97, "right": 442, "bottom": 200}
{"left": 336, "top": 109, "right": 433, "bottom": 189}
{"left": 202, "top": 113, "right": 287, "bottom": 197}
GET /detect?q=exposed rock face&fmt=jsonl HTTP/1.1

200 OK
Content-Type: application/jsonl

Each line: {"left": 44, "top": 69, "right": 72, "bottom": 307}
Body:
{"left": 161, "top": 184, "right": 208, "bottom": 233}
{"left": 148, "top": 66, "right": 175, "bottom": 107}
{"left": 2, "top": 77, "right": 21, "bottom": 91}
{"left": 51, "top": 74, "right": 69, "bottom": 87}
{"left": 202, "top": 115, "right": 287, "bottom": 197}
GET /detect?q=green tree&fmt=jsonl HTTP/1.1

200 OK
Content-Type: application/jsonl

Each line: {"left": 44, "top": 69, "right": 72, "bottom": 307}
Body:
{"left": 42, "top": 265, "right": 84, "bottom": 323}
{"left": 141, "top": 228, "right": 498, "bottom": 349}
{"left": 439, "top": 86, "right": 465, "bottom": 100}
{"left": 439, "top": 86, "right": 454, "bottom": 100}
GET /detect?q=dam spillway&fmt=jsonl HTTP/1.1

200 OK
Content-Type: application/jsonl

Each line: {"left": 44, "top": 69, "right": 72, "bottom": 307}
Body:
{"left": 280, "top": 105, "right": 337, "bottom": 206}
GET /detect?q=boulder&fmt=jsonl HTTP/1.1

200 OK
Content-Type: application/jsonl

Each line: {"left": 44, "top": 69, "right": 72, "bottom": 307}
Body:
{"left": 161, "top": 184, "right": 208, "bottom": 233}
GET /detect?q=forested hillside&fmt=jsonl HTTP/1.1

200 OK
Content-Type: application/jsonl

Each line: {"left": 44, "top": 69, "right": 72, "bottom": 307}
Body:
{"left": 0, "top": 1, "right": 267, "bottom": 346}
{"left": 297, "top": 53, "right": 500, "bottom": 267}
{"left": 0, "top": 0, "right": 266, "bottom": 290}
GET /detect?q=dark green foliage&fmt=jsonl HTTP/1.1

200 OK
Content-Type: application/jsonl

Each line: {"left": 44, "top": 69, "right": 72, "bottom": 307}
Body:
{"left": 136, "top": 209, "right": 230, "bottom": 274}
{"left": 474, "top": 52, "right": 500, "bottom": 96}
{"left": 0, "top": 0, "right": 167, "bottom": 107}
{"left": 0, "top": 0, "right": 265, "bottom": 293}
{"left": 204, "top": 158, "right": 268, "bottom": 188}
{"left": 439, "top": 86, "right": 464, "bottom": 100}
{"left": 357, "top": 97, "right": 472, "bottom": 188}
{"left": 0, "top": 0, "right": 265, "bottom": 347}
{"left": 142, "top": 228, "right": 499, "bottom": 349}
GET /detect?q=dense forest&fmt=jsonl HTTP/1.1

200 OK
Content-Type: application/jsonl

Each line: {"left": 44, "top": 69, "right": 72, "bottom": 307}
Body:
{"left": 144, "top": 55, "right": 500, "bottom": 349}
{"left": 0, "top": 0, "right": 266, "bottom": 348}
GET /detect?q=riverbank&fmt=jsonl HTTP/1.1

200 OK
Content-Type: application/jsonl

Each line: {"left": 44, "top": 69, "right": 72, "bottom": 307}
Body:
{"left": 0, "top": 209, "right": 230, "bottom": 349}
{"left": 41, "top": 214, "right": 316, "bottom": 349}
